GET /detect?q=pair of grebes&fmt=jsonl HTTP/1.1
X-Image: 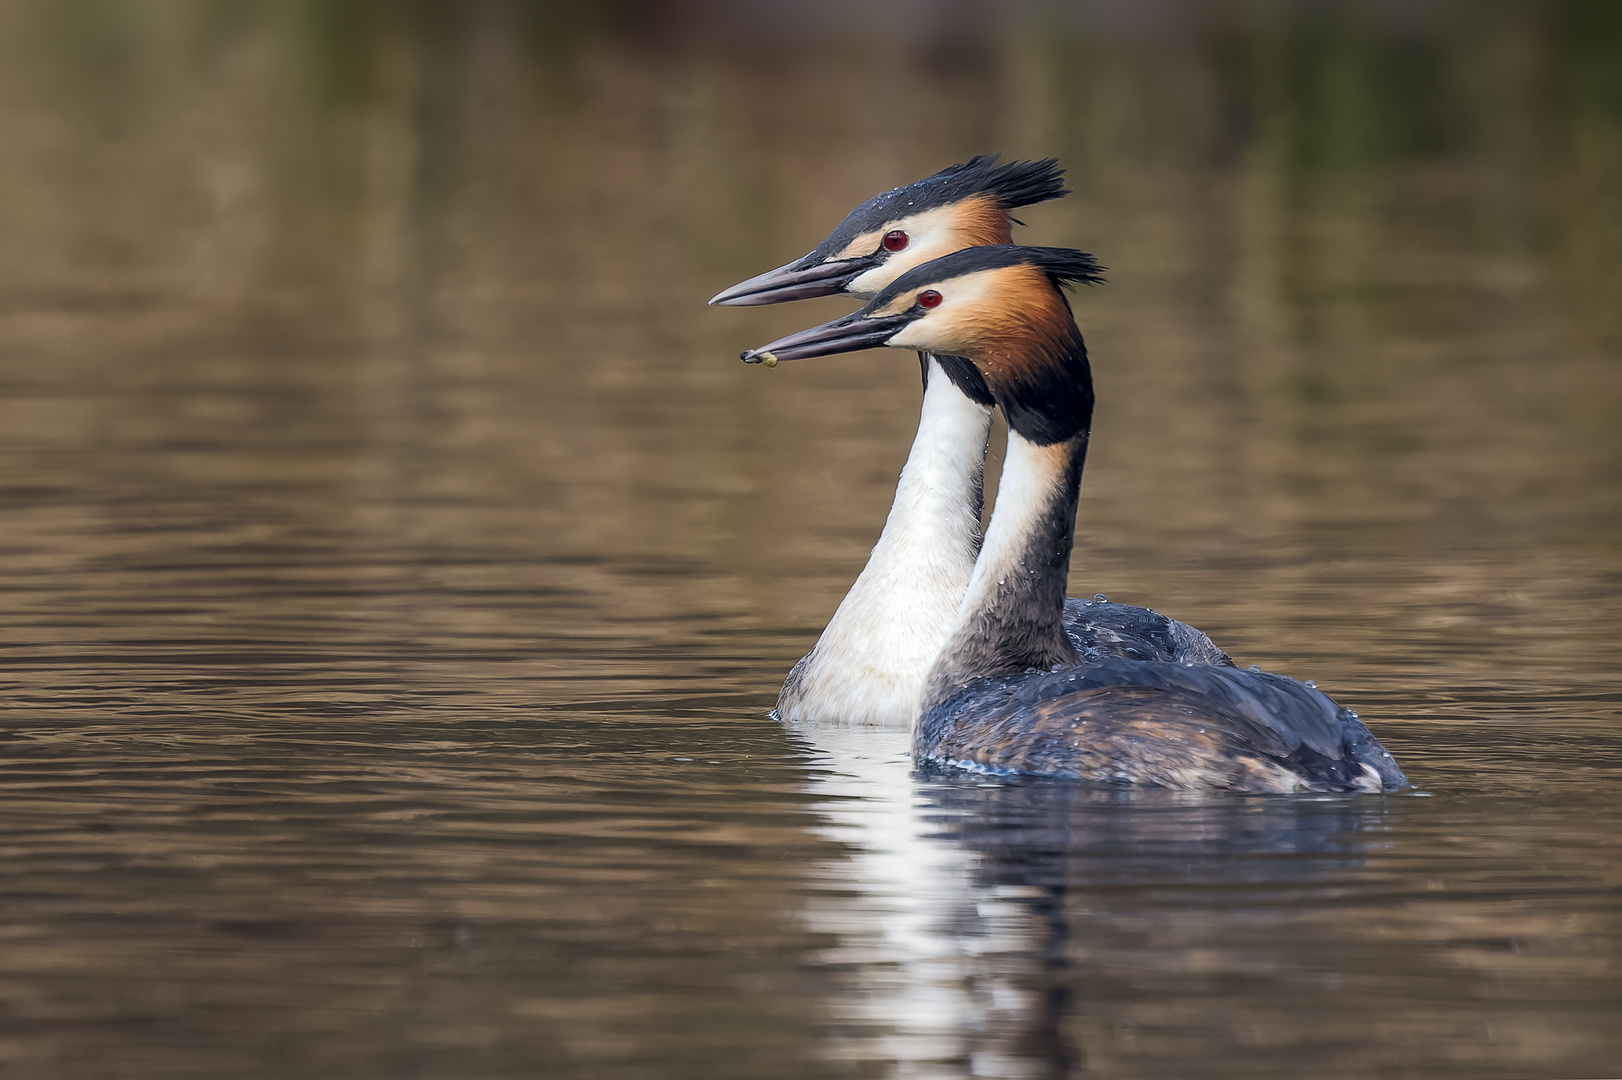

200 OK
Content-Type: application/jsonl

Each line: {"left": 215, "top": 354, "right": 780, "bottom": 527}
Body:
{"left": 711, "top": 156, "right": 1406, "bottom": 793}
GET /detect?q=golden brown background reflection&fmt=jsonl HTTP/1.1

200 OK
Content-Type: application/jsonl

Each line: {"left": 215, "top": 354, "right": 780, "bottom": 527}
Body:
{"left": 0, "top": 2, "right": 1618, "bottom": 1077}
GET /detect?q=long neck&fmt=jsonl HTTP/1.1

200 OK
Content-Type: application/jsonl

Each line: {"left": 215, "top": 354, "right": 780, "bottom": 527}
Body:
{"left": 866, "top": 355, "right": 991, "bottom": 569}
{"left": 776, "top": 356, "right": 992, "bottom": 725}
{"left": 920, "top": 431, "right": 1088, "bottom": 711}
{"left": 919, "top": 304, "right": 1097, "bottom": 712}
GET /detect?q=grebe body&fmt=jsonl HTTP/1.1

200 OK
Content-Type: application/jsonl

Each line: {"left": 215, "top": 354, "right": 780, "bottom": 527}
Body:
{"left": 713, "top": 157, "right": 1227, "bottom": 726}
{"left": 917, "top": 658, "right": 1403, "bottom": 792}
{"left": 742, "top": 246, "right": 1407, "bottom": 792}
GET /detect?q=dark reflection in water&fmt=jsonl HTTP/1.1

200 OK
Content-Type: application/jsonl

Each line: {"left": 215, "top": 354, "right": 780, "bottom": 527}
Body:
{"left": 920, "top": 778, "right": 1394, "bottom": 1077}
{"left": 790, "top": 724, "right": 1622, "bottom": 1078}
{"left": 0, "top": 1, "right": 1620, "bottom": 1077}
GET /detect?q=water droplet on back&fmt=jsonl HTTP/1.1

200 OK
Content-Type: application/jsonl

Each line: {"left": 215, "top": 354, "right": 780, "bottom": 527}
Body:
{"left": 1094, "top": 593, "right": 1107, "bottom": 603}
{"left": 1305, "top": 680, "right": 1318, "bottom": 690}
{"left": 1249, "top": 664, "right": 1261, "bottom": 672}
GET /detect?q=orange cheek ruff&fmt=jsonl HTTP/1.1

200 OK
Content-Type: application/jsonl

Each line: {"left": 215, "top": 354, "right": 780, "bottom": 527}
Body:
{"left": 952, "top": 194, "right": 1015, "bottom": 249}
{"left": 951, "top": 267, "right": 1077, "bottom": 392}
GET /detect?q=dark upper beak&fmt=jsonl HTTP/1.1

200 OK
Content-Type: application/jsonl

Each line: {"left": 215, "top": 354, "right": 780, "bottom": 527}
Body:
{"left": 740, "top": 310, "right": 913, "bottom": 365}
{"left": 708, "top": 254, "right": 878, "bottom": 306}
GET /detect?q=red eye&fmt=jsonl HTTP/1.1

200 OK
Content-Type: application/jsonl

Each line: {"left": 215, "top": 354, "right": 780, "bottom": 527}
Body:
{"left": 917, "top": 290, "right": 942, "bottom": 308}
{"left": 882, "top": 230, "right": 909, "bottom": 252}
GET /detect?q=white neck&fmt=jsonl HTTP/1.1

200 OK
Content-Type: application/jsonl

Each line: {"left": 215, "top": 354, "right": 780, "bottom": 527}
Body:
{"left": 958, "top": 433, "right": 1062, "bottom": 614}
{"left": 776, "top": 358, "right": 992, "bottom": 727}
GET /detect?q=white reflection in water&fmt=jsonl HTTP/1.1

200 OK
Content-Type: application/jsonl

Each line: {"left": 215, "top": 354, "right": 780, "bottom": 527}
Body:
{"left": 786, "top": 719, "right": 1058, "bottom": 1078}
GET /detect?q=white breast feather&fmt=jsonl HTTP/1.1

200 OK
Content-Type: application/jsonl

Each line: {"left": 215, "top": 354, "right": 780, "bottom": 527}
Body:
{"left": 777, "top": 361, "right": 991, "bottom": 728}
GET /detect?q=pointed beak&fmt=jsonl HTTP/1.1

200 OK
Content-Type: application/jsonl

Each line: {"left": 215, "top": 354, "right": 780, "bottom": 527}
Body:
{"left": 708, "top": 255, "right": 877, "bottom": 307}
{"left": 740, "top": 311, "right": 913, "bottom": 366}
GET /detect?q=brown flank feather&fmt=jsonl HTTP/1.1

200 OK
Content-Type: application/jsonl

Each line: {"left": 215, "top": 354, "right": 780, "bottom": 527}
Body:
{"left": 934, "top": 685, "right": 1315, "bottom": 793}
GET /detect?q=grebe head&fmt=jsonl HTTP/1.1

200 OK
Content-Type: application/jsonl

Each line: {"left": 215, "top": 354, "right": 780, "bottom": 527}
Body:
{"left": 708, "top": 155, "right": 1068, "bottom": 307}
{"left": 742, "top": 245, "right": 1106, "bottom": 443}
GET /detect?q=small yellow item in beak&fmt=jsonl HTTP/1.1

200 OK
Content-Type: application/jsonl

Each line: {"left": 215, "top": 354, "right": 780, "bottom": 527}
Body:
{"left": 758, "top": 352, "right": 778, "bottom": 368}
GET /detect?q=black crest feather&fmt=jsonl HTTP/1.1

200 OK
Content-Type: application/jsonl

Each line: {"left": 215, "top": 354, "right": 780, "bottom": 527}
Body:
{"left": 802, "top": 156, "right": 1070, "bottom": 263}
{"left": 968, "top": 154, "right": 1070, "bottom": 210}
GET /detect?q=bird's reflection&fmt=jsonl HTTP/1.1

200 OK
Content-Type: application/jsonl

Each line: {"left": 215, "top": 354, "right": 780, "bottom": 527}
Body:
{"left": 786, "top": 720, "right": 1393, "bottom": 1078}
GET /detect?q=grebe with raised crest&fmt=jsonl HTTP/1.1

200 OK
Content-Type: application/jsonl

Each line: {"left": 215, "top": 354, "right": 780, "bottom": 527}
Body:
{"left": 742, "top": 245, "right": 1406, "bottom": 793}
{"left": 711, "top": 156, "right": 1227, "bottom": 728}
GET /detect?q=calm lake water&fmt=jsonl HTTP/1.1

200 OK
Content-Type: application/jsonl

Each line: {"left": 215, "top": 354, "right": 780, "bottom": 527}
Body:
{"left": 1, "top": 3, "right": 1619, "bottom": 1077}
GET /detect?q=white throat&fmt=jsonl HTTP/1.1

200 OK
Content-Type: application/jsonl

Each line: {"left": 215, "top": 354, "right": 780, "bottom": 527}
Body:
{"left": 955, "top": 431, "right": 1059, "bottom": 620}
{"left": 776, "top": 358, "right": 992, "bottom": 728}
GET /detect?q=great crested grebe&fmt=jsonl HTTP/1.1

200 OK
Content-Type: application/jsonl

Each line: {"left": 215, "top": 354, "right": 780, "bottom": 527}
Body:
{"left": 712, "top": 156, "right": 1226, "bottom": 727}
{"left": 742, "top": 246, "right": 1407, "bottom": 792}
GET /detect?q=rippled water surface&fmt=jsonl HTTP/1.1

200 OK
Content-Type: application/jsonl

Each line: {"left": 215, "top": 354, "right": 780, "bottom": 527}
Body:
{"left": 1, "top": 3, "right": 1620, "bottom": 1077}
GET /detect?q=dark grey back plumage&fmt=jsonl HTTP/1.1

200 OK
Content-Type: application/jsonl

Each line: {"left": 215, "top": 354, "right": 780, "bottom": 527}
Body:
{"left": 1063, "top": 597, "right": 1233, "bottom": 667}
{"left": 915, "top": 659, "right": 1408, "bottom": 793}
